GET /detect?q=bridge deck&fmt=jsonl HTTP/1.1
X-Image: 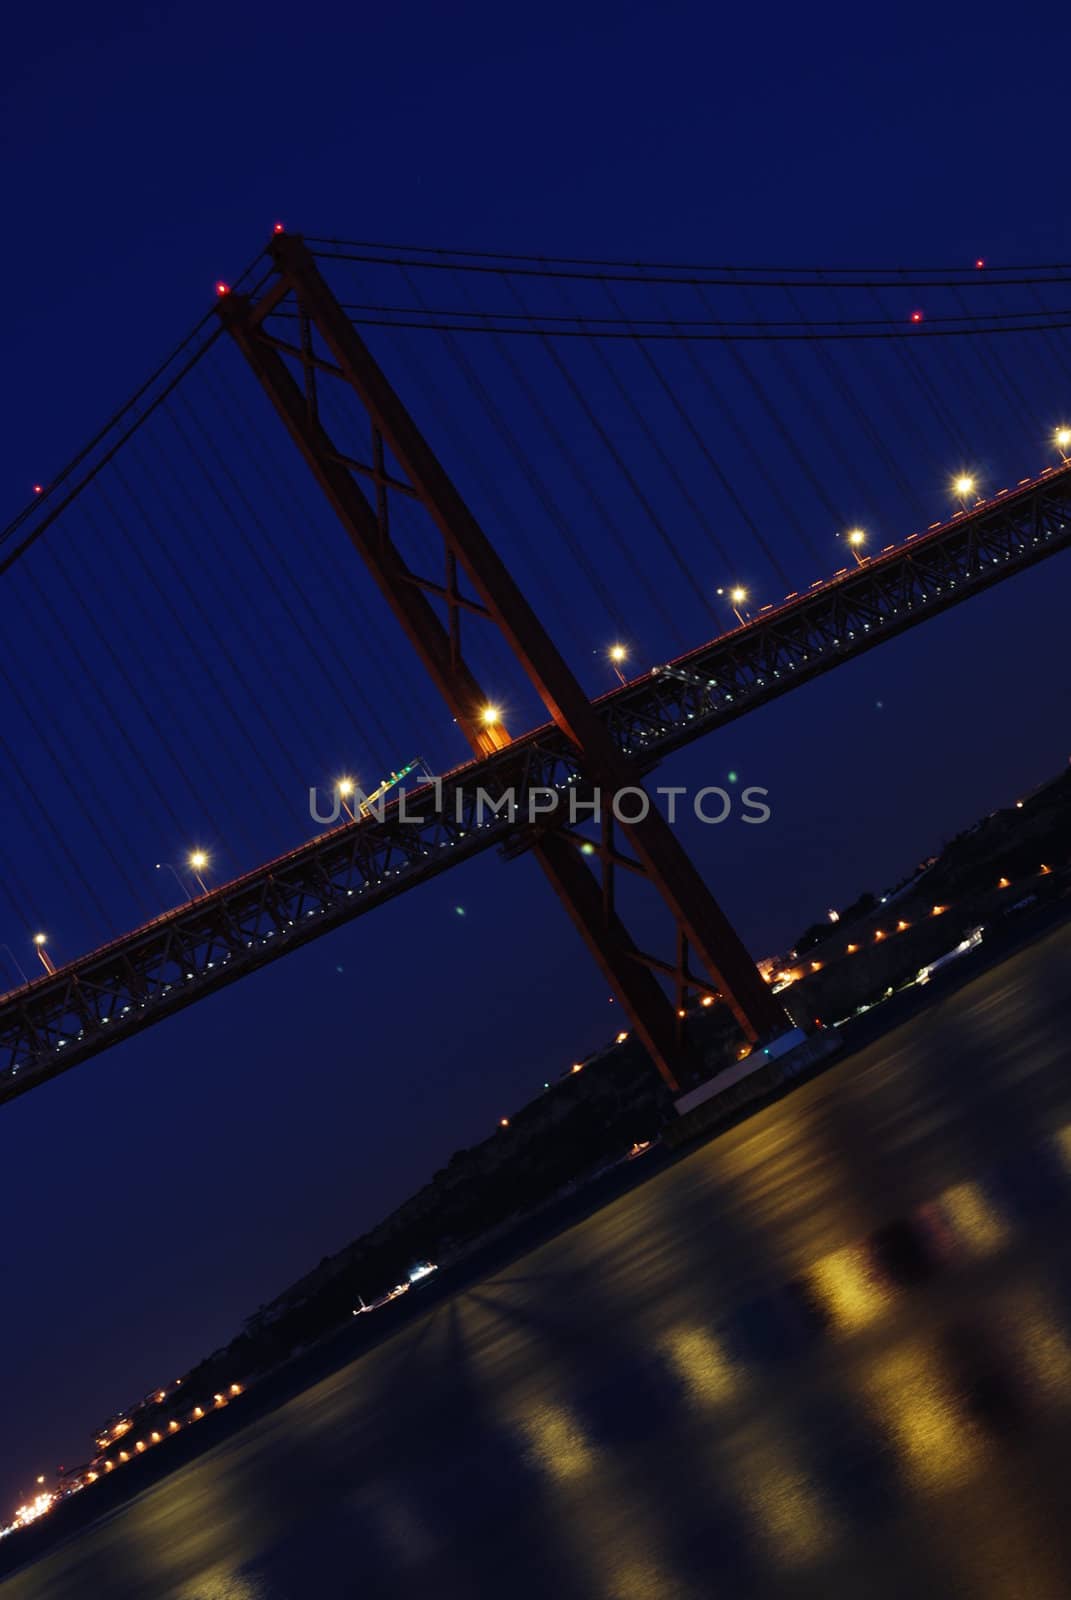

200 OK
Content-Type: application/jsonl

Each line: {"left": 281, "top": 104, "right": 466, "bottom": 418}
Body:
{"left": 3, "top": 461, "right": 1069, "bottom": 1102}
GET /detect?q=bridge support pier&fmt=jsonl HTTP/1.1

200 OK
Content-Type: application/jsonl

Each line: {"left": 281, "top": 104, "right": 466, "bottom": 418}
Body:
{"left": 219, "top": 234, "right": 790, "bottom": 1088}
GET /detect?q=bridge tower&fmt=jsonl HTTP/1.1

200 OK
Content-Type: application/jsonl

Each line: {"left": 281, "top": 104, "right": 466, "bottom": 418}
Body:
{"left": 219, "top": 235, "right": 790, "bottom": 1089}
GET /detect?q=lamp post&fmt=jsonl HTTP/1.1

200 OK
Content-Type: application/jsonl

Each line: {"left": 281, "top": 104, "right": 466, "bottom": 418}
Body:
{"left": 32, "top": 934, "right": 55, "bottom": 975}
{"left": 608, "top": 644, "right": 628, "bottom": 685}
{"left": 725, "top": 587, "right": 749, "bottom": 626}
{"left": 336, "top": 777, "right": 359, "bottom": 822}
{"left": 952, "top": 473, "right": 976, "bottom": 509}
{"left": 187, "top": 851, "right": 210, "bottom": 895}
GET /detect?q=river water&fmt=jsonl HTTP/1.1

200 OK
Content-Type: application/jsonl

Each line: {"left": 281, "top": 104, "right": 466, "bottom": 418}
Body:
{"left": 7, "top": 921, "right": 1071, "bottom": 1598}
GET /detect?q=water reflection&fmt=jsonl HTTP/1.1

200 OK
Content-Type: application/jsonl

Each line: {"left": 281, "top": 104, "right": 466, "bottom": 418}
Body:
{"left": 657, "top": 1324, "right": 741, "bottom": 1408}
{"left": 937, "top": 1180, "right": 1008, "bottom": 1255}
{"left": 864, "top": 1341, "right": 983, "bottom": 1492}
{"left": 177, "top": 1569, "right": 271, "bottom": 1600}
{"left": 730, "top": 1419, "right": 834, "bottom": 1568}
{"left": 8, "top": 930, "right": 1071, "bottom": 1597}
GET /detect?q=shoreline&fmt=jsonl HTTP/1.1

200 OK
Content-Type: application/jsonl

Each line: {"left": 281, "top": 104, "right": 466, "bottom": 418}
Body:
{"left": 3, "top": 888, "right": 1068, "bottom": 1585}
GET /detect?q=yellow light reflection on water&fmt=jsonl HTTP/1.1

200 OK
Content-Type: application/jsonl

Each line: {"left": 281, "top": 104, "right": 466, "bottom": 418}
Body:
{"left": 863, "top": 1344, "right": 979, "bottom": 1492}
{"left": 807, "top": 1242, "right": 888, "bottom": 1333}
{"left": 505, "top": 1395, "right": 694, "bottom": 1597}
{"left": 1051, "top": 1123, "right": 1071, "bottom": 1171}
{"left": 1010, "top": 1287, "right": 1071, "bottom": 1401}
{"left": 939, "top": 1181, "right": 1008, "bottom": 1255}
{"left": 733, "top": 1422, "right": 833, "bottom": 1567}
{"left": 175, "top": 1569, "right": 270, "bottom": 1600}
{"left": 659, "top": 1325, "right": 740, "bottom": 1407}
{"left": 513, "top": 1400, "right": 597, "bottom": 1482}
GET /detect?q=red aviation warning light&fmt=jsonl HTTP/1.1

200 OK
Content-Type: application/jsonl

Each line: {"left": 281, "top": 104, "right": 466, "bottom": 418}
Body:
{"left": 974, "top": 257, "right": 985, "bottom": 269}
{"left": 273, "top": 222, "right": 285, "bottom": 234}
{"left": 215, "top": 281, "right": 230, "bottom": 297}
{"left": 909, "top": 308, "right": 924, "bottom": 324}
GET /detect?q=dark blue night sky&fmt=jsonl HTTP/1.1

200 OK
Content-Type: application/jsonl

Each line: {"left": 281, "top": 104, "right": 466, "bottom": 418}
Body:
{"left": 2, "top": 1, "right": 1070, "bottom": 1511}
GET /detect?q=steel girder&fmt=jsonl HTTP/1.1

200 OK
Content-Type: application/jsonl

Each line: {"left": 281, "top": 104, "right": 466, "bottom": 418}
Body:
{"left": 604, "top": 467, "right": 1071, "bottom": 759}
{"left": 219, "top": 235, "right": 788, "bottom": 1083}
{"left": 2, "top": 421, "right": 1070, "bottom": 1104}
{"left": 0, "top": 733, "right": 578, "bottom": 1104}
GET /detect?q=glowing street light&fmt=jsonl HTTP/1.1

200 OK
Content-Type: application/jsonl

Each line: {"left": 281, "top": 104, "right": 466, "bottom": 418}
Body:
{"left": 845, "top": 527, "right": 867, "bottom": 566}
{"left": 33, "top": 933, "right": 55, "bottom": 975}
{"left": 480, "top": 705, "right": 502, "bottom": 727}
{"left": 1054, "top": 426, "right": 1071, "bottom": 462}
{"left": 187, "top": 850, "right": 210, "bottom": 895}
{"left": 608, "top": 643, "right": 628, "bottom": 685}
{"left": 336, "top": 776, "right": 357, "bottom": 822}
{"left": 718, "top": 586, "right": 749, "bottom": 625}
{"left": 952, "top": 473, "right": 976, "bottom": 508}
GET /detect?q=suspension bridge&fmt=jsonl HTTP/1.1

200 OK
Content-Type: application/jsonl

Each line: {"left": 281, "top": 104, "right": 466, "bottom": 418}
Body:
{"left": 2, "top": 231, "right": 1069, "bottom": 1104}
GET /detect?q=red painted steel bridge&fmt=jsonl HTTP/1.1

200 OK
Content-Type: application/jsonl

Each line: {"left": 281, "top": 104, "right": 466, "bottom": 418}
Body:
{"left": 2, "top": 233, "right": 1070, "bottom": 1104}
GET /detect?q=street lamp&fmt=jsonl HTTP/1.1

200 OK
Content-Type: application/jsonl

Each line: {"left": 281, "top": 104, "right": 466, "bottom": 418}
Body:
{"left": 717, "top": 586, "right": 749, "bottom": 626}
{"left": 1054, "top": 427, "right": 1071, "bottom": 462}
{"left": 845, "top": 528, "right": 867, "bottom": 566}
{"left": 336, "top": 777, "right": 357, "bottom": 822}
{"left": 952, "top": 473, "right": 976, "bottom": 508}
{"left": 608, "top": 643, "right": 628, "bottom": 685}
{"left": 187, "top": 851, "right": 210, "bottom": 895}
{"left": 32, "top": 933, "right": 55, "bottom": 975}
{"left": 156, "top": 862, "right": 192, "bottom": 902}
{"left": 480, "top": 705, "right": 502, "bottom": 727}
